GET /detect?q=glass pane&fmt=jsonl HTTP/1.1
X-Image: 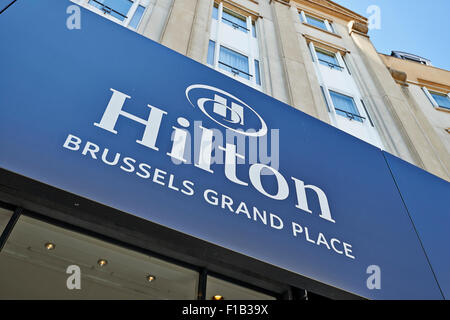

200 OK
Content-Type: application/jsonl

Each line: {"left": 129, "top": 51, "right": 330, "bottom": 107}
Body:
{"left": 0, "top": 207, "right": 13, "bottom": 236}
{"left": 222, "top": 9, "right": 248, "bottom": 33}
{"left": 219, "top": 46, "right": 250, "bottom": 80}
{"left": 329, "top": 91, "right": 363, "bottom": 122}
{"left": 254, "top": 59, "right": 261, "bottom": 86}
{"left": 128, "top": 5, "right": 145, "bottom": 30}
{"left": 207, "top": 40, "right": 215, "bottom": 66}
{"left": 206, "top": 276, "right": 276, "bottom": 300}
{"left": 306, "top": 15, "right": 327, "bottom": 30}
{"left": 252, "top": 21, "right": 257, "bottom": 38}
{"left": 431, "top": 92, "right": 450, "bottom": 110}
{"left": 212, "top": 4, "right": 218, "bottom": 20}
{"left": 316, "top": 49, "right": 340, "bottom": 70}
{"left": 320, "top": 86, "right": 331, "bottom": 112}
{"left": 0, "top": 216, "right": 198, "bottom": 299}
{"left": 88, "top": 0, "right": 133, "bottom": 21}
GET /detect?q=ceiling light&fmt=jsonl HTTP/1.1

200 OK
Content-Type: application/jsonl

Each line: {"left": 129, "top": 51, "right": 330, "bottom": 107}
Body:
{"left": 97, "top": 259, "right": 108, "bottom": 267}
{"left": 44, "top": 242, "right": 56, "bottom": 250}
{"left": 212, "top": 295, "right": 224, "bottom": 300}
{"left": 146, "top": 275, "right": 156, "bottom": 282}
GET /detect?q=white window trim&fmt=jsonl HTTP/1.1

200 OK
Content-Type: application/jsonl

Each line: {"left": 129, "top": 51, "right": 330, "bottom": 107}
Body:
{"left": 327, "top": 87, "right": 369, "bottom": 124}
{"left": 426, "top": 89, "right": 450, "bottom": 111}
{"left": 300, "top": 10, "right": 335, "bottom": 34}
{"left": 210, "top": 2, "right": 262, "bottom": 89}
{"left": 422, "top": 87, "right": 440, "bottom": 108}
{"left": 310, "top": 43, "right": 343, "bottom": 72}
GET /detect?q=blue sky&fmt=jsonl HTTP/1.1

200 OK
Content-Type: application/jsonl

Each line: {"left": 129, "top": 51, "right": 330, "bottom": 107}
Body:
{"left": 335, "top": 0, "right": 450, "bottom": 70}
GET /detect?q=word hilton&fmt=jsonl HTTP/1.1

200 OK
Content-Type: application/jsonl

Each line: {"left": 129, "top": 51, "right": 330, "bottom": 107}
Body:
{"left": 84, "top": 88, "right": 336, "bottom": 224}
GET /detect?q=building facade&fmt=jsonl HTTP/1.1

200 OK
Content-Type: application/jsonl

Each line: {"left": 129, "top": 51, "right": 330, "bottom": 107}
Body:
{"left": 0, "top": 0, "right": 449, "bottom": 300}
{"left": 73, "top": 0, "right": 450, "bottom": 181}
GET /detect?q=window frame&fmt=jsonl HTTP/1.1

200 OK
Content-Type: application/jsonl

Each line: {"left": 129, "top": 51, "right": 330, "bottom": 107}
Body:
{"left": 300, "top": 10, "right": 336, "bottom": 35}
{"left": 328, "top": 89, "right": 366, "bottom": 123}
{"left": 221, "top": 7, "right": 249, "bottom": 33}
{"left": 315, "top": 48, "right": 343, "bottom": 71}
{"left": 77, "top": 0, "right": 149, "bottom": 30}
{"left": 218, "top": 45, "right": 252, "bottom": 80}
{"left": 429, "top": 91, "right": 450, "bottom": 111}
{"left": 423, "top": 87, "right": 450, "bottom": 112}
{"left": 208, "top": 2, "right": 262, "bottom": 88}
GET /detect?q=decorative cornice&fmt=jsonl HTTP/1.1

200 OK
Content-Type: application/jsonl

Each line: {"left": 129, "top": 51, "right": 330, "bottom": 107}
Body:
{"left": 417, "top": 78, "right": 450, "bottom": 93}
{"left": 292, "top": 0, "right": 368, "bottom": 24}
{"left": 217, "top": 0, "right": 262, "bottom": 19}
{"left": 388, "top": 67, "right": 408, "bottom": 86}
{"left": 348, "top": 20, "right": 368, "bottom": 34}
{"left": 302, "top": 22, "right": 342, "bottom": 38}
{"left": 269, "top": 0, "right": 292, "bottom": 7}
{"left": 303, "top": 33, "right": 349, "bottom": 55}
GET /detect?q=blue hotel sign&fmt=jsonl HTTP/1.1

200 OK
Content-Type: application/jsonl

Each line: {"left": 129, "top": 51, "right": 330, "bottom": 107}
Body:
{"left": 0, "top": 0, "right": 448, "bottom": 299}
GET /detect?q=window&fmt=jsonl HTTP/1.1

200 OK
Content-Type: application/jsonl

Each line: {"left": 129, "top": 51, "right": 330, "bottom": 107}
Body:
{"left": 212, "top": 3, "right": 218, "bottom": 20}
{"left": 209, "top": 3, "right": 261, "bottom": 87}
{"left": 254, "top": 60, "right": 261, "bottom": 86}
{"left": 329, "top": 91, "right": 364, "bottom": 122}
{"left": 87, "top": 0, "right": 148, "bottom": 30}
{"left": 315, "top": 49, "right": 342, "bottom": 70}
{"left": 88, "top": 0, "right": 133, "bottom": 21}
{"left": 128, "top": 5, "right": 145, "bottom": 29}
{"left": 430, "top": 91, "right": 450, "bottom": 110}
{"left": 320, "top": 86, "right": 331, "bottom": 112}
{"left": 305, "top": 14, "right": 327, "bottom": 30}
{"left": 251, "top": 21, "right": 257, "bottom": 38}
{"left": 300, "top": 11, "right": 335, "bottom": 34}
{"left": 206, "top": 275, "right": 276, "bottom": 300}
{"left": 219, "top": 46, "right": 250, "bottom": 80}
{"left": 222, "top": 8, "right": 248, "bottom": 33}
{"left": 207, "top": 40, "right": 216, "bottom": 66}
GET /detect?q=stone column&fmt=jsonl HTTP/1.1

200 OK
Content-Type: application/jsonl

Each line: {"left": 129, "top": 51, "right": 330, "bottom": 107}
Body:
{"left": 270, "top": 0, "right": 328, "bottom": 120}
{"left": 160, "top": 0, "right": 199, "bottom": 55}
{"left": 349, "top": 21, "right": 449, "bottom": 180}
{"left": 186, "top": 0, "right": 213, "bottom": 62}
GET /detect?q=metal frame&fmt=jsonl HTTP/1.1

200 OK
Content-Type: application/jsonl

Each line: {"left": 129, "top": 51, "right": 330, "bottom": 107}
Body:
{"left": 89, "top": 0, "right": 129, "bottom": 20}
{"left": 334, "top": 107, "right": 366, "bottom": 122}
{"left": 0, "top": 202, "right": 282, "bottom": 300}
{"left": 318, "top": 59, "right": 344, "bottom": 71}
{"left": 221, "top": 17, "right": 249, "bottom": 32}
{"left": 218, "top": 61, "right": 253, "bottom": 78}
{"left": 0, "top": 206, "right": 21, "bottom": 252}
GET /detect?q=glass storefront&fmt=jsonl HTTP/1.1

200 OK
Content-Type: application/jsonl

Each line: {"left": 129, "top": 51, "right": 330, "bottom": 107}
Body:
{"left": 0, "top": 210, "right": 278, "bottom": 300}
{"left": 0, "top": 215, "right": 198, "bottom": 299}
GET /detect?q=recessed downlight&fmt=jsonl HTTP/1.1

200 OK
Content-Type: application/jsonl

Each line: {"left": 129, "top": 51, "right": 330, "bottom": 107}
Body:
{"left": 146, "top": 275, "right": 156, "bottom": 282}
{"left": 97, "top": 259, "right": 108, "bottom": 267}
{"left": 44, "top": 242, "right": 55, "bottom": 250}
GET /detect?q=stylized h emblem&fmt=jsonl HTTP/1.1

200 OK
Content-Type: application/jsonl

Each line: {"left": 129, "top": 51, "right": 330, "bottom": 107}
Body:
{"left": 213, "top": 94, "right": 244, "bottom": 125}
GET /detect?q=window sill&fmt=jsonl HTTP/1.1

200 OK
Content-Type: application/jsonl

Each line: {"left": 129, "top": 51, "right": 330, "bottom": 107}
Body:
{"left": 435, "top": 106, "right": 450, "bottom": 113}
{"left": 302, "top": 22, "right": 342, "bottom": 38}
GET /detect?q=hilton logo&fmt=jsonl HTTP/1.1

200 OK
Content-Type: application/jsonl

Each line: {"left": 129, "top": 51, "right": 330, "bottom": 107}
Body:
{"left": 185, "top": 84, "right": 268, "bottom": 137}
